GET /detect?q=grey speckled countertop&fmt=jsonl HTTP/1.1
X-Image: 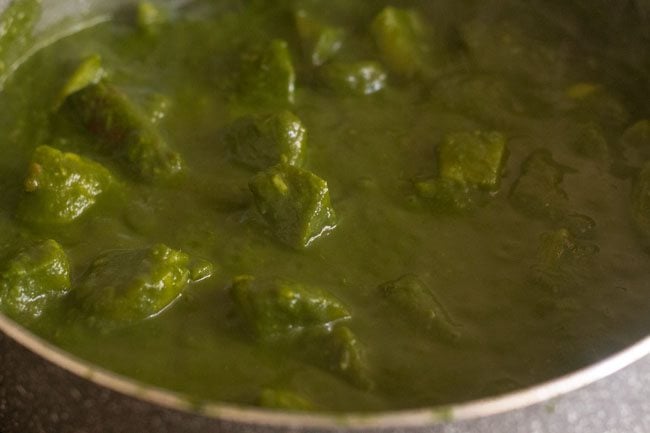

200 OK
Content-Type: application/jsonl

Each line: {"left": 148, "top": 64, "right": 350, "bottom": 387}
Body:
{"left": 436, "top": 355, "right": 650, "bottom": 433}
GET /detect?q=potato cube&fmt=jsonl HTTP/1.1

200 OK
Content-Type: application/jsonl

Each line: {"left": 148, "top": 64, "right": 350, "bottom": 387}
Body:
{"left": 63, "top": 81, "right": 184, "bottom": 182}
{"left": 242, "top": 39, "right": 296, "bottom": 106}
{"left": 230, "top": 275, "right": 350, "bottom": 341}
{"left": 378, "top": 274, "right": 458, "bottom": 341}
{"left": 0, "top": 240, "right": 70, "bottom": 321}
{"left": 224, "top": 110, "right": 306, "bottom": 169}
{"left": 20, "top": 145, "right": 114, "bottom": 225}
{"left": 320, "top": 61, "right": 387, "bottom": 96}
{"left": 294, "top": 10, "right": 344, "bottom": 66}
{"left": 371, "top": 7, "right": 428, "bottom": 78}
{"left": 437, "top": 131, "right": 507, "bottom": 189}
{"left": 509, "top": 150, "right": 569, "bottom": 221}
{"left": 75, "top": 244, "right": 190, "bottom": 325}
{"left": 249, "top": 164, "right": 337, "bottom": 248}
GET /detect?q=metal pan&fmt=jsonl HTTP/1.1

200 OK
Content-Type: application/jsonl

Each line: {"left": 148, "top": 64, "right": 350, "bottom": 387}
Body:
{"left": 3, "top": 312, "right": 650, "bottom": 433}
{"left": 0, "top": 1, "right": 649, "bottom": 432}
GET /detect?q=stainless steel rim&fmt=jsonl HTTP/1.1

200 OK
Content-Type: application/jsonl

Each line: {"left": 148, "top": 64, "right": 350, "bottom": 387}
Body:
{"left": 2, "top": 312, "right": 650, "bottom": 429}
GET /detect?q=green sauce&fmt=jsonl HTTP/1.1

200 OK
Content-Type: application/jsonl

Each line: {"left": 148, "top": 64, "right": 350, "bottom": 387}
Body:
{"left": 0, "top": 0, "right": 649, "bottom": 413}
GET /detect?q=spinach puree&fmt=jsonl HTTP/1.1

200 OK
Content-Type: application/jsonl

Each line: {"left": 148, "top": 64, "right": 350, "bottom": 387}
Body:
{"left": 0, "top": 0, "right": 649, "bottom": 413}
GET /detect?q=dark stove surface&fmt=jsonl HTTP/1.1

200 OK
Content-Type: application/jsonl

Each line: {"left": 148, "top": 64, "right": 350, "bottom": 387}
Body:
{"left": 2, "top": 354, "right": 650, "bottom": 433}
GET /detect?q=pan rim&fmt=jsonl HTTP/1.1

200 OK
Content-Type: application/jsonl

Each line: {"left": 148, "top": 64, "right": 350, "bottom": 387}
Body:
{"left": 2, "top": 0, "right": 650, "bottom": 429}
{"left": 2, "top": 312, "right": 650, "bottom": 429}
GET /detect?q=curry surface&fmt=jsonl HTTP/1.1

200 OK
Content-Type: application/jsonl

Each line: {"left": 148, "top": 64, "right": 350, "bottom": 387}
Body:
{"left": 1, "top": 0, "right": 650, "bottom": 412}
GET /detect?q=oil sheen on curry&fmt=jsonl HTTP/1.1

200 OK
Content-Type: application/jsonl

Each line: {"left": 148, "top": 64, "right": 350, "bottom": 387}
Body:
{"left": 0, "top": 0, "right": 649, "bottom": 412}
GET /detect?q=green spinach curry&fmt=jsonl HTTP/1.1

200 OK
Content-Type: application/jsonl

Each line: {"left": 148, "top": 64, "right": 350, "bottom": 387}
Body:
{"left": 0, "top": 0, "right": 649, "bottom": 413}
